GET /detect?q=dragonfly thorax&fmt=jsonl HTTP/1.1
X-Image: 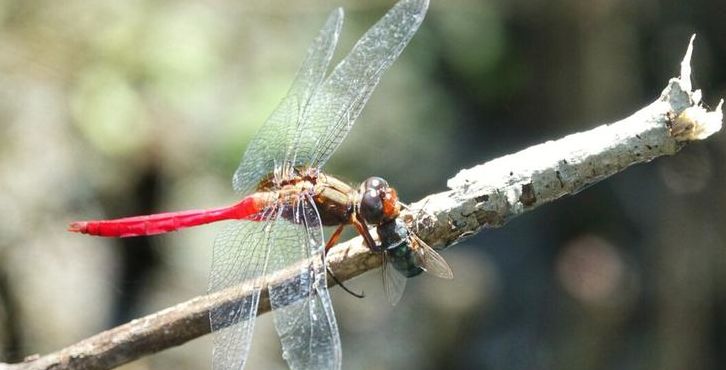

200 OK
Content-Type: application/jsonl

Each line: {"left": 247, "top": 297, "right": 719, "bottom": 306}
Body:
{"left": 309, "top": 173, "right": 357, "bottom": 226}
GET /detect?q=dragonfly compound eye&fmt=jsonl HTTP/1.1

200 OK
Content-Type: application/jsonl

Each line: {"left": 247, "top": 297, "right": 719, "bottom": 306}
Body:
{"left": 360, "top": 188, "right": 384, "bottom": 225}
{"left": 360, "top": 176, "right": 389, "bottom": 193}
{"left": 359, "top": 179, "right": 400, "bottom": 226}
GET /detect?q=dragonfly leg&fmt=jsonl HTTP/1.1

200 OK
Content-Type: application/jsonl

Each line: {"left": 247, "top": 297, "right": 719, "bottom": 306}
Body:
{"left": 324, "top": 224, "right": 346, "bottom": 253}
{"left": 326, "top": 266, "right": 365, "bottom": 299}
{"left": 352, "top": 214, "right": 380, "bottom": 252}
{"left": 323, "top": 224, "right": 365, "bottom": 298}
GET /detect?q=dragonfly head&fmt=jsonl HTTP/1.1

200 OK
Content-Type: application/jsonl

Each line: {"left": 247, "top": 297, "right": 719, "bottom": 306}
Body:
{"left": 359, "top": 177, "right": 400, "bottom": 226}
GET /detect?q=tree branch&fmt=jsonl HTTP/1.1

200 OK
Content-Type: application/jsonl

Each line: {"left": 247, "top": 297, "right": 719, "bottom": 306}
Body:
{"left": 1, "top": 36, "right": 722, "bottom": 370}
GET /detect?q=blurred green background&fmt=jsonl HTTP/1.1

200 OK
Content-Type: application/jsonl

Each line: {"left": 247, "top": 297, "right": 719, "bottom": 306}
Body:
{"left": 1, "top": 0, "right": 725, "bottom": 369}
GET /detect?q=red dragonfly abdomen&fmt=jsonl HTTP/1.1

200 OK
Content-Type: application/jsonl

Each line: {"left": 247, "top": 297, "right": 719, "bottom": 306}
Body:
{"left": 68, "top": 194, "right": 271, "bottom": 237}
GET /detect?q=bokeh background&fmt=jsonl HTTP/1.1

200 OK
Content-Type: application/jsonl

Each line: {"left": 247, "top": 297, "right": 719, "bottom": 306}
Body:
{"left": 1, "top": 0, "right": 725, "bottom": 369}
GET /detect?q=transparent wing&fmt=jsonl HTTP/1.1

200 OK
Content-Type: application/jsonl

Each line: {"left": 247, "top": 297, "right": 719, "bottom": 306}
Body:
{"left": 382, "top": 252, "right": 408, "bottom": 306}
{"left": 411, "top": 234, "right": 454, "bottom": 279}
{"left": 232, "top": 9, "right": 344, "bottom": 194}
{"left": 268, "top": 193, "right": 341, "bottom": 370}
{"left": 208, "top": 205, "right": 278, "bottom": 370}
{"left": 293, "top": 0, "right": 430, "bottom": 170}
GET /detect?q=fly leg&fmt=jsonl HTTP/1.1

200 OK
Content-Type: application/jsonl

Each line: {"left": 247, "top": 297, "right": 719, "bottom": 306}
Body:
{"left": 324, "top": 224, "right": 365, "bottom": 299}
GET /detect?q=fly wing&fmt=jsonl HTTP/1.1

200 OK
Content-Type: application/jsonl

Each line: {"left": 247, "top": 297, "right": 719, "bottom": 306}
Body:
{"left": 411, "top": 234, "right": 454, "bottom": 279}
{"left": 293, "top": 0, "right": 430, "bottom": 170}
{"left": 382, "top": 252, "right": 408, "bottom": 306}
{"left": 267, "top": 194, "right": 341, "bottom": 370}
{"left": 208, "top": 205, "right": 278, "bottom": 370}
{"left": 232, "top": 9, "right": 343, "bottom": 194}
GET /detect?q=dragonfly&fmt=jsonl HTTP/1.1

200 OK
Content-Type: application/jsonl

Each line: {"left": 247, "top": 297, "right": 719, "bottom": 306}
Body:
{"left": 69, "top": 0, "right": 451, "bottom": 369}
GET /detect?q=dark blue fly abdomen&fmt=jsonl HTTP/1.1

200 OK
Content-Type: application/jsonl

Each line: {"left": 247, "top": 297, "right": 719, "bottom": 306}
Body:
{"left": 378, "top": 218, "right": 424, "bottom": 278}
